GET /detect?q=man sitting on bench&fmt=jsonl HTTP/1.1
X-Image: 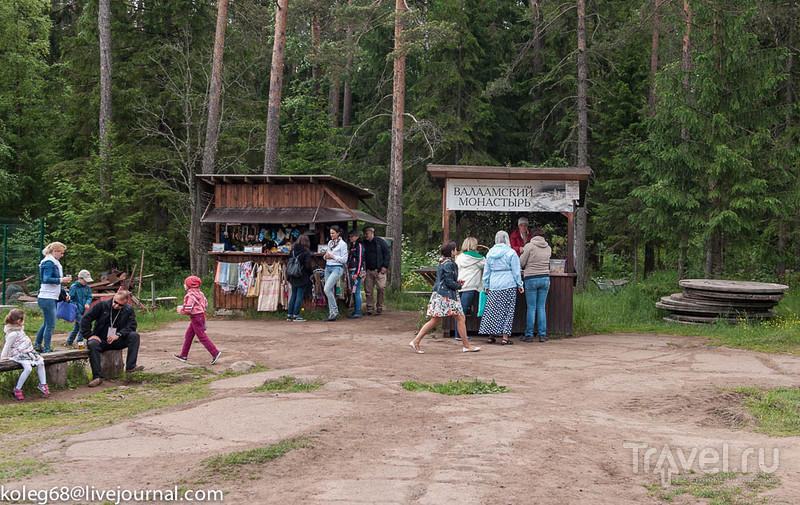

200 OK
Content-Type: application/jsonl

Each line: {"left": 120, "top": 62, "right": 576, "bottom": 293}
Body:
{"left": 80, "top": 290, "right": 144, "bottom": 387}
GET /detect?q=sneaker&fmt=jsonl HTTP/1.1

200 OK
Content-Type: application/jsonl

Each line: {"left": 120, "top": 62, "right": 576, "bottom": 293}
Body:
{"left": 365, "top": 310, "right": 374, "bottom": 316}
{"left": 64, "top": 341, "right": 74, "bottom": 348}
{"left": 538, "top": 336, "right": 549, "bottom": 342}
{"left": 376, "top": 308, "right": 383, "bottom": 314}
{"left": 293, "top": 317, "right": 306, "bottom": 322}
{"left": 173, "top": 354, "right": 187, "bottom": 363}
{"left": 13, "top": 388, "right": 23, "bottom": 400}
{"left": 211, "top": 351, "right": 222, "bottom": 365}
{"left": 346, "top": 313, "right": 361, "bottom": 319}
{"left": 33, "top": 346, "right": 43, "bottom": 353}
{"left": 520, "top": 336, "right": 535, "bottom": 343}
{"left": 286, "top": 315, "right": 295, "bottom": 321}
{"left": 37, "top": 384, "right": 50, "bottom": 395}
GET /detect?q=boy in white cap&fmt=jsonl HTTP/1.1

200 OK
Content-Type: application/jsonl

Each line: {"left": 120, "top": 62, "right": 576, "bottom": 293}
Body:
{"left": 65, "top": 269, "right": 93, "bottom": 348}
{"left": 510, "top": 217, "right": 530, "bottom": 256}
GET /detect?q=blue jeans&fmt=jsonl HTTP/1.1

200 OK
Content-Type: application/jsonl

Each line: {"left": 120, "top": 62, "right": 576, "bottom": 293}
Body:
{"left": 455, "top": 290, "right": 477, "bottom": 340}
{"left": 67, "top": 308, "right": 84, "bottom": 344}
{"left": 35, "top": 297, "right": 57, "bottom": 352}
{"left": 349, "top": 272, "right": 362, "bottom": 316}
{"left": 324, "top": 265, "right": 344, "bottom": 317}
{"left": 288, "top": 285, "right": 306, "bottom": 318}
{"left": 524, "top": 276, "right": 550, "bottom": 337}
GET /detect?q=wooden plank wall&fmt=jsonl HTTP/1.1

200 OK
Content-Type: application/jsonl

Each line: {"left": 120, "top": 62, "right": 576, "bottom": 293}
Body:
{"left": 215, "top": 183, "right": 358, "bottom": 209}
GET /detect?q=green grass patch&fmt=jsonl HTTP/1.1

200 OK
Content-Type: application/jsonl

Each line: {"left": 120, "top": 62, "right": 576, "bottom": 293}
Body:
{"left": 201, "top": 437, "right": 312, "bottom": 480}
{"left": 573, "top": 270, "right": 800, "bottom": 354}
{"left": 734, "top": 387, "right": 800, "bottom": 436}
{"left": 647, "top": 471, "right": 779, "bottom": 504}
{"left": 253, "top": 375, "right": 323, "bottom": 393}
{"left": 0, "top": 365, "right": 269, "bottom": 435}
{"left": 402, "top": 379, "right": 508, "bottom": 395}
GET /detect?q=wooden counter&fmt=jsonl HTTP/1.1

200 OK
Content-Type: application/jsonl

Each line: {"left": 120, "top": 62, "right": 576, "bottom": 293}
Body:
{"left": 441, "top": 273, "right": 575, "bottom": 336}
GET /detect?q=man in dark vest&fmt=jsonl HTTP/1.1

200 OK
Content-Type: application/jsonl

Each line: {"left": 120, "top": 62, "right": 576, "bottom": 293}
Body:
{"left": 362, "top": 227, "right": 391, "bottom": 315}
{"left": 80, "top": 290, "right": 144, "bottom": 387}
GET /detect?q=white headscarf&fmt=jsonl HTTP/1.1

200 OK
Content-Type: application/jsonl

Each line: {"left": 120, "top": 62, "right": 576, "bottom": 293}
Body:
{"left": 495, "top": 230, "right": 510, "bottom": 245}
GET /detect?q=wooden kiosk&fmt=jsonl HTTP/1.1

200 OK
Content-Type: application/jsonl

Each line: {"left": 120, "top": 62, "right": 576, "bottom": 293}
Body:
{"left": 427, "top": 165, "right": 591, "bottom": 336}
{"left": 197, "top": 174, "right": 386, "bottom": 311}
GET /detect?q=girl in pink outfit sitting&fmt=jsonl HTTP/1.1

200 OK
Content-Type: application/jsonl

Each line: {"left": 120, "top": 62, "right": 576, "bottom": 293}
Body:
{"left": 173, "top": 276, "right": 221, "bottom": 365}
{"left": 1, "top": 309, "right": 50, "bottom": 400}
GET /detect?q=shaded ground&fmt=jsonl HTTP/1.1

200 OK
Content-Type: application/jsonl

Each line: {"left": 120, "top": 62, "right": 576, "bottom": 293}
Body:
{"left": 5, "top": 312, "right": 800, "bottom": 504}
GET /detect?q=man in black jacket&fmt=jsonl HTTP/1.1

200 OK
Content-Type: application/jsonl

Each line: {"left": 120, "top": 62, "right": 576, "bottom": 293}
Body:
{"left": 362, "top": 227, "right": 391, "bottom": 315}
{"left": 80, "top": 290, "right": 143, "bottom": 386}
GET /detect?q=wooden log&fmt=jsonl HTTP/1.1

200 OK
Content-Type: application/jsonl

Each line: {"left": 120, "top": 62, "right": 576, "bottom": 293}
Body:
{"left": 682, "top": 288, "right": 785, "bottom": 302}
{"left": 45, "top": 362, "right": 68, "bottom": 386}
{"left": 669, "top": 293, "right": 778, "bottom": 310}
{"left": 679, "top": 279, "right": 788, "bottom": 294}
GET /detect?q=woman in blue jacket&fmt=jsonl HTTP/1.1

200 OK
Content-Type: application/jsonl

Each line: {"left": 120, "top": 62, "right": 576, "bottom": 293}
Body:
{"left": 34, "top": 242, "right": 71, "bottom": 353}
{"left": 409, "top": 241, "right": 480, "bottom": 354}
{"left": 479, "top": 231, "right": 523, "bottom": 345}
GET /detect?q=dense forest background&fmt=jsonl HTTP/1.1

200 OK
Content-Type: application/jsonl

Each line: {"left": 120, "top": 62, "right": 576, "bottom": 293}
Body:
{"left": 1, "top": 0, "right": 798, "bottom": 284}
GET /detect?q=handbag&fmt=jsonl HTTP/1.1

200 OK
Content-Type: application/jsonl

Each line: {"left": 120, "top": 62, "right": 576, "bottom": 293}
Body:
{"left": 56, "top": 301, "right": 77, "bottom": 322}
{"left": 477, "top": 290, "right": 488, "bottom": 317}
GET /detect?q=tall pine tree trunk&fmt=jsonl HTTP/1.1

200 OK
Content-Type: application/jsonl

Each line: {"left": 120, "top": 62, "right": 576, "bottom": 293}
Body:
{"left": 193, "top": 0, "right": 229, "bottom": 275}
{"left": 387, "top": 0, "right": 407, "bottom": 290}
{"left": 311, "top": 11, "right": 322, "bottom": 94}
{"left": 778, "top": 19, "right": 794, "bottom": 277}
{"left": 263, "top": 0, "right": 290, "bottom": 175}
{"left": 643, "top": 0, "right": 661, "bottom": 277}
{"left": 574, "top": 0, "right": 589, "bottom": 290}
{"left": 342, "top": 0, "right": 354, "bottom": 127}
{"left": 98, "top": 0, "right": 112, "bottom": 195}
{"left": 328, "top": 76, "right": 340, "bottom": 126}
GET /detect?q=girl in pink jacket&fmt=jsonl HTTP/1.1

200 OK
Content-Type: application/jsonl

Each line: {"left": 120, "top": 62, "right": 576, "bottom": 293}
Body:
{"left": 173, "top": 276, "right": 221, "bottom": 364}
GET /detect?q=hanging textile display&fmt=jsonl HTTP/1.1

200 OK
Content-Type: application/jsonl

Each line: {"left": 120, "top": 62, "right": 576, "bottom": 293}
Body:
{"left": 257, "top": 262, "right": 282, "bottom": 312}
{"left": 237, "top": 262, "right": 254, "bottom": 295}
{"left": 246, "top": 263, "right": 262, "bottom": 297}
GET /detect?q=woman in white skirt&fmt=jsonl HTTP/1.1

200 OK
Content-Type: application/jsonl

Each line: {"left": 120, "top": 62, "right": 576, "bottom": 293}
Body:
{"left": 409, "top": 241, "right": 480, "bottom": 354}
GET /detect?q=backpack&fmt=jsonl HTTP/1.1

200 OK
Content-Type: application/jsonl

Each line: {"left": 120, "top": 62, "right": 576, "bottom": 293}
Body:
{"left": 286, "top": 251, "right": 302, "bottom": 279}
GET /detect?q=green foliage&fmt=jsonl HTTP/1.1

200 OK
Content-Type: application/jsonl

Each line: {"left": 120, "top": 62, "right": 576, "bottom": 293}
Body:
{"left": 401, "top": 378, "right": 508, "bottom": 395}
{"left": 201, "top": 437, "right": 312, "bottom": 479}
{"left": 575, "top": 270, "right": 800, "bottom": 354}
{"left": 253, "top": 375, "right": 323, "bottom": 393}
{"left": 647, "top": 472, "right": 779, "bottom": 504}
{"left": 735, "top": 387, "right": 800, "bottom": 436}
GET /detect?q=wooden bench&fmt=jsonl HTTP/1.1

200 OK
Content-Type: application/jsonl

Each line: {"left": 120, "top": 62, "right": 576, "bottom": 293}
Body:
{"left": 0, "top": 349, "right": 124, "bottom": 386}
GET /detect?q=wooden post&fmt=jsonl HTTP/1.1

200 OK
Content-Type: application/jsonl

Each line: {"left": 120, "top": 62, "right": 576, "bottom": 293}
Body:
{"left": 442, "top": 184, "right": 450, "bottom": 243}
{"left": 454, "top": 211, "right": 461, "bottom": 247}
{"left": 566, "top": 210, "right": 575, "bottom": 273}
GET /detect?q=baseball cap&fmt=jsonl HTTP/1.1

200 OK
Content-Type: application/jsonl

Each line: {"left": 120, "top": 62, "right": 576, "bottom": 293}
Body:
{"left": 78, "top": 269, "right": 94, "bottom": 282}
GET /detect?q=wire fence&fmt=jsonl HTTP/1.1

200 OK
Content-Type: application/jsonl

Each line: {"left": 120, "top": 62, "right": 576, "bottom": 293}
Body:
{"left": 1, "top": 218, "right": 45, "bottom": 305}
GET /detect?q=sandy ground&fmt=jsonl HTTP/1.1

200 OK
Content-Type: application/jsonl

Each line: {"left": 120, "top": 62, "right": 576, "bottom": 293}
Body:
{"left": 4, "top": 311, "right": 800, "bottom": 504}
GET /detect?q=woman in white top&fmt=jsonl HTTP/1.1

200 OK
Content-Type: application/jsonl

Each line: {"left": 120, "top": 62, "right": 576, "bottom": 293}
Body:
{"left": 453, "top": 237, "right": 485, "bottom": 341}
{"left": 323, "top": 225, "right": 349, "bottom": 321}
{"left": 34, "top": 242, "right": 72, "bottom": 353}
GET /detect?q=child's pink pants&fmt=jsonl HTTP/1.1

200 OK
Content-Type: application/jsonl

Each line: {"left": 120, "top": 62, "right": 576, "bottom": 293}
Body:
{"left": 180, "top": 313, "right": 219, "bottom": 358}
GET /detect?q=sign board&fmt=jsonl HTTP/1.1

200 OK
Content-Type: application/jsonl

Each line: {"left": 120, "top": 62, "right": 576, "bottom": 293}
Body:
{"left": 446, "top": 179, "right": 578, "bottom": 213}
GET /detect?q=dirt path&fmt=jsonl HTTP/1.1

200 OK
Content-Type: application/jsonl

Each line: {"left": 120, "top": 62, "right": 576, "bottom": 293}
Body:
{"left": 6, "top": 312, "right": 800, "bottom": 504}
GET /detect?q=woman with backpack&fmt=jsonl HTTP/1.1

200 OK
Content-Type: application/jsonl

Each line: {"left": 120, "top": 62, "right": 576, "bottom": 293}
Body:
{"left": 286, "top": 234, "right": 313, "bottom": 322}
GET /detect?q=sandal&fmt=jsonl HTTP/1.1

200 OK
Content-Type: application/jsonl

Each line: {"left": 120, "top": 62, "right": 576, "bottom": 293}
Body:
{"left": 500, "top": 338, "right": 513, "bottom": 345}
{"left": 487, "top": 336, "right": 496, "bottom": 344}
